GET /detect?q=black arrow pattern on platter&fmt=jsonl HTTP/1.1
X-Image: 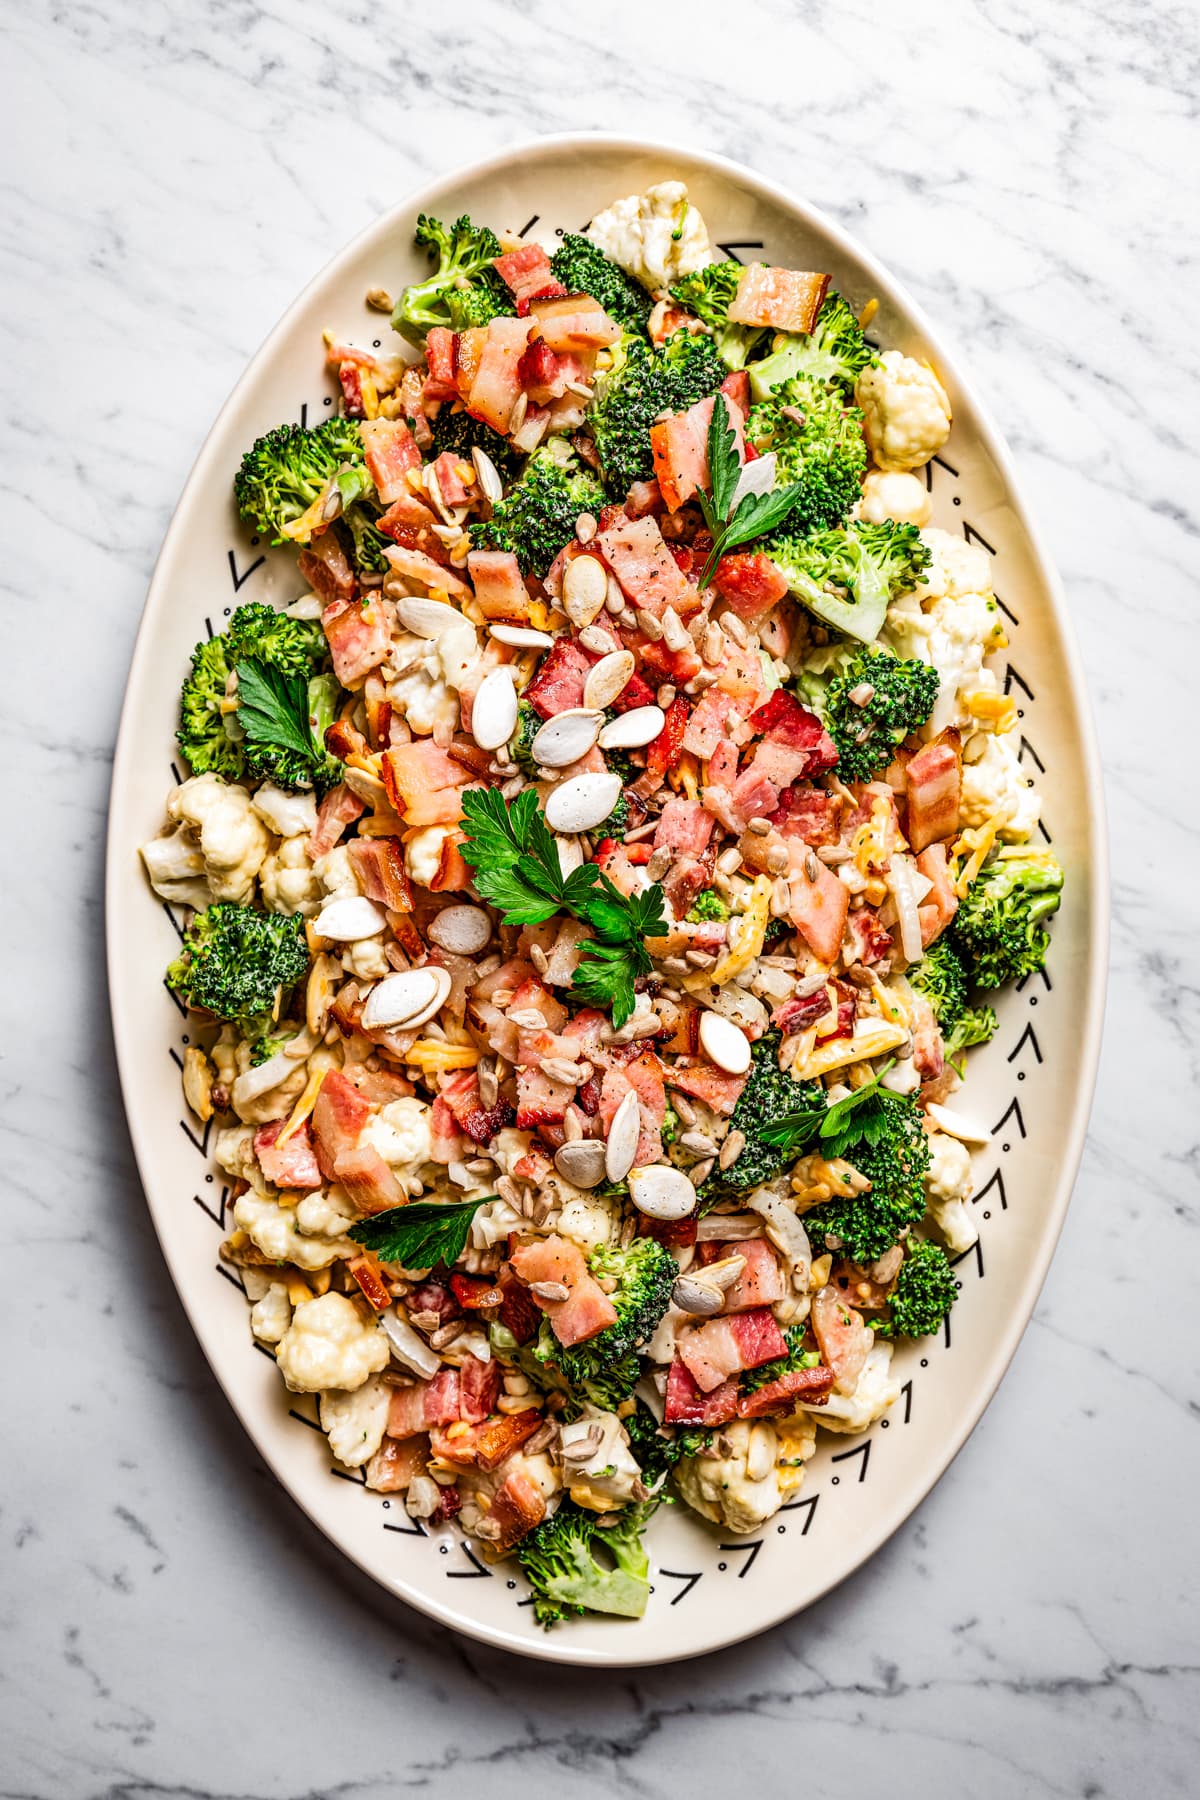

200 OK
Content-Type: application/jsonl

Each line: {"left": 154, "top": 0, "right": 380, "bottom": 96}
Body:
{"left": 974, "top": 1166, "right": 1009, "bottom": 1212}
{"left": 214, "top": 1262, "right": 245, "bottom": 1295}
{"left": 518, "top": 214, "right": 539, "bottom": 238}
{"left": 830, "top": 1441, "right": 871, "bottom": 1484}
{"left": 331, "top": 1466, "right": 366, "bottom": 1486}
{"left": 659, "top": 1569, "right": 703, "bottom": 1605}
{"left": 962, "top": 519, "right": 996, "bottom": 555}
{"left": 1018, "top": 736, "right": 1046, "bottom": 772}
{"left": 1037, "top": 818, "right": 1054, "bottom": 847}
{"left": 992, "top": 1095, "right": 1027, "bottom": 1139}
{"left": 383, "top": 1515, "right": 427, "bottom": 1540}
{"left": 899, "top": 1379, "right": 914, "bottom": 1425}
{"left": 1007, "top": 1022, "right": 1043, "bottom": 1065}
{"left": 719, "top": 1540, "right": 763, "bottom": 1577}
{"left": 780, "top": 1493, "right": 820, "bottom": 1533}
{"left": 288, "top": 1407, "right": 323, "bottom": 1434}
{"left": 161, "top": 902, "right": 186, "bottom": 941}
{"left": 950, "top": 1239, "right": 986, "bottom": 1282}
{"left": 446, "top": 1544, "right": 493, "bottom": 1579}
{"left": 932, "top": 452, "right": 959, "bottom": 480}
{"left": 228, "top": 548, "right": 265, "bottom": 592}
{"left": 179, "top": 1115, "right": 214, "bottom": 1157}
{"left": 716, "top": 241, "right": 764, "bottom": 262}
{"left": 1003, "top": 664, "right": 1035, "bottom": 700}
{"left": 191, "top": 1186, "right": 226, "bottom": 1229}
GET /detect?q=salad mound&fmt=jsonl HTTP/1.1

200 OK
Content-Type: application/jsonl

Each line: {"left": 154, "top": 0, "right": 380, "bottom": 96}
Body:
{"left": 140, "top": 179, "right": 1061, "bottom": 1630}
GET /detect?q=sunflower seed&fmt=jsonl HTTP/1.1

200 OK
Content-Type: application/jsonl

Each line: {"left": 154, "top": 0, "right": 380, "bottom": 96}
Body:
{"left": 540, "top": 1056, "right": 586, "bottom": 1085}
{"left": 719, "top": 1129, "right": 746, "bottom": 1170}
{"left": 529, "top": 1280, "right": 570, "bottom": 1303}
{"left": 766, "top": 845, "right": 790, "bottom": 876}
{"left": 646, "top": 846, "right": 673, "bottom": 882}
{"left": 689, "top": 1157, "right": 715, "bottom": 1185}
{"left": 722, "top": 613, "right": 749, "bottom": 648}
{"left": 471, "top": 446, "right": 504, "bottom": 504}
{"left": 747, "top": 817, "right": 771, "bottom": 836}
{"left": 635, "top": 609, "right": 664, "bottom": 641}
{"left": 656, "top": 684, "right": 676, "bottom": 708}
{"left": 477, "top": 1056, "right": 499, "bottom": 1108}
{"left": 604, "top": 575, "right": 626, "bottom": 615}
{"left": 679, "top": 1131, "right": 718, "bottom": 1156}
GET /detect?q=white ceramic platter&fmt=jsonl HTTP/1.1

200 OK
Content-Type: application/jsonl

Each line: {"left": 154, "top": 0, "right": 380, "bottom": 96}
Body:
{"left": 105, "top": 134, "right": 1107, "bottom": 1665}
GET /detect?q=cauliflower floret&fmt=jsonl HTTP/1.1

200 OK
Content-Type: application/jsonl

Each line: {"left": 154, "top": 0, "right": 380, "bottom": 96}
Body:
{"left": 885, "top": 587, "right": 1006, "bottom": 737}
{"left": 165, "top": 773, "right": 270, "bottom": 904}
{"left": 554, "top": 1189, "right": 622, "bottom": 1254}
{"left": 470, "top": 1197, "right": 526, "bottom": 1249}
{"left": 774, "top": 1411, "right": 819, "bottom": 1498}
{"left": 249, "top": 1281, "right": 293, "bottom": 1345}
{"left": 855, "top": 351, "right": 952, "bottom": 473}
{"left": 260, "top": 835, "right": 323, "bottom": 916}
{"left": 342, "top": 936, "right": 392, "bottom": 981}
{"left": 961, "top": 733, "right": 1040, "bottom": 840}
{"left": 251, "top": 784, "right": 318, "bottom": 839}
{"left": 313, "top": 844, "right": 361, "bottom": 899}
{"left": 386, "top": 636, "right": 459, "bottom": 738}
{"left": 857, "top": 467, "right": 932, "bottom": 528}
{"left": 275, "top": 1292, "right": 389, "bottom": 1394}
{"left": 361, "top": 1098, "right": 433, "bottom": 1178}
{"left": 139, "top": 827, "right": 211, "bottom": 909}
{"left": 215, "top": 1122, "right": 259, "bottom": 1184}
{"left": 925, "top": 1131, "right": 978, "bottom": 1254}
{"left": 435, "top": 619, "right": 480, "bottom": 692}
{"left": 914, "top": 527, "right": 993, "bottom": 602}
{"left": 233, "top": 1189, "right": 358, "bottom": 1272}
{"left": 320, "top": 1375, "right": 391, "bottom": 1467}
{"left": 586, "top": 180, "right": 712, "bottom": 293}
{"left": 803, "top": 1341, "right": 900, "bottom": 1434}
{"left": 404, "top": 824, "right": 453, "bottom": 889}
{"left": 294, "top": 1185, "right": 359, "bottom": 1239}
{"left": 559, "top": 1407, "right": 646, "bottom": 1511}
{"left": 675, "top": 1419, "right": 783, "bottom": 1533}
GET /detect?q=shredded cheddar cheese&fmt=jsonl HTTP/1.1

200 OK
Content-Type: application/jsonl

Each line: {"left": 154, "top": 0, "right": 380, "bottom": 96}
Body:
{"left": 276, "top": 1067, "right": 326, "bottom": 1147}
{"left": 792, "top": 1018, "right": 909, "bottom": 1081}
{"left": 685, "top": 874, "right": 772, "bottom": 989}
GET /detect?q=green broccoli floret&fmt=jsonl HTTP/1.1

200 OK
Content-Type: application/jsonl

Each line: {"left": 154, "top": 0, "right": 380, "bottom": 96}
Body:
{"left": 909, "top": 937, "right": 969, "bottom": 1031}
{"left": 767, "top": 520, "right": 931, "bottom": 644}
{"left": 429, "top": 405, "right": 521, "bottom": 481}
{"left": 233, "top": 417, "right": 366, "bottom": 545}
{"left": 624, "top": 1400, "right": 710, "bottom": 1487}
{"left": 177, "top": 603, "right": 340, "bottom": 789}
{"left": 703, "top": 1029, "right": 822, "bottom": 1200}
{"left": 587, "top": 329, "right": 727, "bottom": 496}
{"left": 469, "top": 437, "right": 605, "bottom": 578}
{"left": 739, "top": 1324, "right": 820, "bottom": 1395}
{"left": 342, "top": 504, "right": 392, "bottom": 575}
{"left": 669, "top": 262, "right": 768, "bottom": 369}
{"left": 517, "top": 1498, "right": 652, "bottom": 1628}
{"left": 538, "top": 1237, "right": 676, "bottom": 1408}
{"left": 248, "top": 1029, "right": 291, "bottom": 1066}
{"left": 508, "top": 698, "right": 541, "bottom": 771}
{"left": 806, "top": 1089, "right": 931, "bottom": 1263}
{"left": 685, "top": 889, "right": 730, "bottom": 925}
{"left": 876, "top": 1237, "right": 958, "bottom": 1340}
{"left": 166, "top": 903, "right": 309, "bottom": 1036}
{"left": 390, "top": 213, "right": 510, "bottom": 345}
{"left": 745, "top": 376, "right": 868, "bottom": 535}
{"left": 749, "top": 291, "right": 878, "bottom": 400}
{"left": 660, "top": 1101, "right": 681, "bottom": 1146}
{"left": 944, "top": 1002, "right": 998, "bottom": 1064}
{"left": 551, "top": 234, "right": 653, "bottom": 332}
{"left": 951, "top": 850, "right": 1064, "bottom": 989}
{"left": 820, "top": 645, "right": 939, "bottom": 780}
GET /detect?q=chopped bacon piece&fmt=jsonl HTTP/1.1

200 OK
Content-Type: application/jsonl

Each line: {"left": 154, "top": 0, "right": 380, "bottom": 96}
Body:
{"left": 309, "top": 782, "right": 366, "bottom": 857}
{"left": 467, "top": 548, "right": 531, "bottom": 621}
{"left": 911, "top": 992, "right": 944, "bottom": 1082}
{"left": 516, "top": 1063, "right": 574, "bottom": 1131}
{"left": 310, "top": 1069, "right": 405, "bottom": 1213}
{"left": 430, "top": 1096, "right": 463, "bottom": 1163}
{"left": 596, "top": 514, "right": 694, "bottom": 617}
{"left": 906, "top": 739, "right": 962, "bottom": 852}
{"left": 711, "top": 552, "right": 789, "bottom": 623}
{"left": 516, "top": 336, "right": 585, "bottom": 402}
{"left": 348, "top": 1252, "right": 392, "bottom": 1310}
{"left": 737, "top": 1364, "right": 834, "bottom": 1417}
{"left": 917, "top": 842, "right": 959, "bottom": 946}
{"left": 662, "top": 855, "right": 713, "bottom": 920}
{"left": 429, "top": 1408, "right": 543, "bottom": 1470}
{"left": 532, "top": 304, "right": 622, "bottom": 353}
{"left": 653, "top": 797, "right": 714, "bottom": 857}
{"left": 322, "top": 595, "right": 392, "bottom": 687}
{"left": 387, "top": 1383, "right": 433, "bottom": 1440}
{"left": 423, "top": 327, "right": 458, "bottom": 402}
{"left": 347, "top": 836, "right": 414, "bottom": 912}
{"left": 665, "top": 1062, "right": 749, "bottom": 1116}
{"left": 682, "top": 688, "right": 742, "bottom": 761}
{"left": 493, "top": 244, "right": 559, "bottom": 307}
{"left": 467, "top": 316, "right": 532, "bottom": 433}
{"left": 337, "top": 361, "right": 365, "bottom": 417}
{"left": 749, "top": 691, "right": 839, "bottom": 776}
{"left": 509, "top": 1234, "right": 618, "bottom": 1347}
{"left": 720, "top": 369, "right": 751, "bottom": 413}
{"left": 366, "top": 1434, "right": 428, "bottom": 1492}
{"left": 383, "top": 543, "right": 471, "bottom": 596}
{"left": 375, "top": 492, "right": 450, "bottom": 565}
{"left": 381, "top": 741, "right": 471, "bottom": 827}
{"left": 431, "top": 448, "right": 471, "bottom": 507}
{"left": 439, "top": 1068, "right": 515, "bottom": 1145}
{"left": 811, "top": 1284, "right": 874, "bottom": 1395}
{"left": 717, "top": 1238, "right": 786, "bottom": 1313}
{"left": 676, "top": 1308, "right": 788, "bottom": 1393}
{"left": 334, "top": 1143, "right": 406, "bottom": 1214}
{"left": 360, "top": 417, "right": 420, "bottom": 504}
{"left": 298, "top": 532, "right": 356, "bottom": 604}
{"left": 728, "top": 265, "right": 831, "bottom": 334}
{"left": 847, "top": 907, "right": 893, "bottom": 966}
{"left": 450, "top": 1273, "right": 506, "bottom": 1311}
{"left": 772, "top": 989, "right": 832, "bottom": 1034}
{"left": 524, "top": 636, "right": 594, "bottom": 718}
{"left": 649, "top": 392, "right": 745, "bottom": 514}
{"left": 625, "top": 478, "right": 663, "bottom": 519}
{"left": 646, "top": 694, "right": 691, "bottom": 778}
{"left": 770, "top": 784, "right": 842, "bottom": 846}
{"left": 707, "top": 740, "right": 739, "bottom": 788}
{"left": 730, "top": 763, "right": 781, "bottom": 828}
{"left": 787, "top": 844, "right": 851, "bottom": 962}
{"left": 487, "top": 1466, "right": 548, "bottom": 1550}
{"left": 610, "top": 670, "right": 658, "bottom": 714}
{"left": 253, "top": 1119, "right": 322, "bottom": 1190}
{"left": 664, "top": 1358, "right": 739, "bottom": 1425}
{"left": 459, "top": 1355, "right": 502, "bottom": 1424}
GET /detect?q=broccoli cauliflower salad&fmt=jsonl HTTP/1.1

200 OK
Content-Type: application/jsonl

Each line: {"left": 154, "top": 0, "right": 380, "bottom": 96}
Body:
{"left": 140, "top": 180, "right": 1063, "bottom": 1631}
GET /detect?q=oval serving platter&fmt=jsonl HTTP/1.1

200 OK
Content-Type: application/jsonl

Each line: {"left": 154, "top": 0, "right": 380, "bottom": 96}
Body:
{"left": 105, "top": 135, "right": 1107, "bottom": 1665}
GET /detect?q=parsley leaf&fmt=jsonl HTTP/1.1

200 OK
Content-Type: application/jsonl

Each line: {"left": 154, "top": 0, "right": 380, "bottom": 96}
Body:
{"left": 696, "top": 394, "right": 809, "bottom": 590}
{"left": 349, "top": 1195, "right": 496, "bottom": 1269}
{"left": 235, "top": 658, "right": 322, "bottom": 765}
{"left": 759, "top": 1061, "right": 897, "bottom": 1160}
{"left": 573, "top": 877, "right": 670, "bottom": 1026}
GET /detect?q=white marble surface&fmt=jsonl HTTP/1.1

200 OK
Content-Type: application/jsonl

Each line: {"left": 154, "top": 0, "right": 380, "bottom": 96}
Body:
{"left": 3, "top": 1, "right": 1198, "bottom": 1794}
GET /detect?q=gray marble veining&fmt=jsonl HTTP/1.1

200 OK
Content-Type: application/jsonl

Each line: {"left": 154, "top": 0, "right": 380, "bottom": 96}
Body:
{"left": 2, "top": 0, "right": 1198, "bottom": 1794}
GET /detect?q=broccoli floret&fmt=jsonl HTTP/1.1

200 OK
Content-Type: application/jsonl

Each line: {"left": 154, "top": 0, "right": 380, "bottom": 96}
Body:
{"left": 909, "top": 938, "right": 969, "bottom": 1032}
{"left": 429, "top": 405, "right": 521, "bottom": 481}
{"left": 660, "top": 1101, "right": 680, "bottom": 1146}
{"left": 539, "top": 1238, "right": 676, "bottom": 1407}
{"left": 739, "top": 1324, "right": 820, "bottom": 1395}
{"left": 177, "top": 603, "right": 339, "bottom": 789}
{"left": 669, "top": 262, "right": 768, "bottom": 369}
{"left": 767, "top": 520, "right": 931, "bottom": 644}
{"left": 517, "top": 1498, "right": 652, "bottom": 1628}
{"left": 551, "top": 234, "right": 653, "bottom": 332}
{"left": 745, "top": 376, "right": 868, "bottom": 535}
{"left": 944, "top": 1002, "right": 998, "bottom": 1065}
{"left": 685, "top": 889, "right": 731, "bottom": 925}
{"left": 876, "top": 1237, "right": 958, "bottom": 1340}
{"left": 248, "top": 1029, "right": 291, "bottom": 1066}
{"left": 508, "top": 698, "right": 541, "bottom": 772}
{"left": 233, "top": 417, "right": 366, "bottom": 545}
{"left": 587, "top": 329, "right": 727, "bottom": 496}
{"left": 749, "top": 291, "right": 878, "bottom": 400}
{"left": 602, "top": 789, "right": 630, "bottom": 837}
{"left": 390, "top": 213, "right": 510, "bottom": 346}
{"left": 624, "top": 1400, "right": 711, "bottom": 1488}
{"left": 469, "top": 437, "right": 605, "bottom": 579}
{"left": 166, "top": 903, "right": 309, "bottom": 1036}
{"left": 704, "top": 1029, "right": 822, "bottom": 1199}
{"left": 950, "top": 851, "right": 1065, "bottom": 990}
{"left": 806, "top": 1089, "right": 931, "bottom": 1263}
{"left": 342, "top": 504, "right": 392, "bottom": 575}
{"left": 820, "top": 644, "right": 939, "bottom": 780}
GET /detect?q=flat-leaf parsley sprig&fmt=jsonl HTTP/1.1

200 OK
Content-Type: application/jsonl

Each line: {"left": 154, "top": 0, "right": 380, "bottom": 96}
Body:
{"left": 759, "top": 1060, "right": 898, "bottom": 1161}
{"left": 459, "top": 787, "right": 669, "bottom": 1026}
{"left": 696, "top": 394, "right": 809, "bottom": 590}
{"left": 349, "top": 1195, "right": 495, "bottom": 1269}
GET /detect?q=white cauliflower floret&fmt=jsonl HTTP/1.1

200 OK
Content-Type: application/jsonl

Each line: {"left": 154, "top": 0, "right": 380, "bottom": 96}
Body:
{"left": 139, "top": 827, "right": 211, "bottom": 909}
{"left": 260, "top": 835, "right": 323, "bottom": 916}
{"left": 404, "top": 825, "right": 453, "bottom": 889}
{"left": 470, "top": 1197, "right": 525, "bottom": 1249}
{"left": 554, "top": 1190, "right": 622, "bottom": 1254}
{"left": 915, "top": 527, "right": 993, "bottom": 602}
{"left": 925, "top": 1132, "right": 978, "bottom": 1254}
{"left": 803, "top": 1341, "right": 900, "bottom": 1434}
{"left": 249, "top": 1281, "right": 293, "bottom": 1345}
{"left": 215, "top": 1123, "right": 259, "bottom": 1185}
{"left": 586, "top": 180, "right": 712, "bottom": 293}
{"left": 435, "top": 619, "right": 480, "bottom": 692}
{"left": 342, "top": 937, "right": 392, "bottom": 981}
{"left": 885, "top": 588, "right": 1006, "bottom": 737}
{"left": 362, "top": 1098, "right": 433, "bottom": 1177}
{"left": 675, "top": 1419, "right": 782, "bottom": 1533}
{"left": 275, "top": 1292, "right": 389, "bottom": 1394}
{"left": 165, "top": 773, "right": 270, "bottom": 904}
{"left": 251, "top": 784, "right": 318, "bottom": 839}
{"left": 858, "top": 468, "right": 932, "bottom": 528}
{"left": 961, "top": 734, "right": 1040, "bottom": 840}
{"left": 386, "top": 634, "right": 458, "bottom": 738}
{"left": 294, "top": 1185, "right": 359, "bottom": 1239}
{"left": 313, "top": 844, "right": 361, "bottom": 898}
{"left": 320, "top": 1375, "right": 391, "bottom": 1467}
{"left": 855, "top": 351, "right": 952, "bottom": 473}
{"left": 559, "top": 1408, "right": 646, "bottom": 1511}
{"left": 233, "top": 1189, "right": 358, "bottom": 1272}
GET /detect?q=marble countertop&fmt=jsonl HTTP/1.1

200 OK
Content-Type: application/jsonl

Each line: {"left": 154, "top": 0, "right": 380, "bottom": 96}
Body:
{"left": 4, "top": 1, "right": 1198, "bottom": 1794}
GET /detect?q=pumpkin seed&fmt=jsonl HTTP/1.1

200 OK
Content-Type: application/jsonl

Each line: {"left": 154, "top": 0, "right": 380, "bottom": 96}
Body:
{"left": 313, "top": 896, "right": 388, "bottom": 941}
{"left": 562, "top": 554, "right": 608, "bottom": 627}
{"left": 489, "top": 623, "right": 554, "bottom": 649}
{"left": 427, "top": 905, "right": 492, "bottom": 955}
{"left": 598, "top": 705, "right": 665, "bottom": 751}
{"left": 628, "top": 1164, "right": 697, "bottom": 1221}
{"left": 545, "top": 772, "right": 622, "bottom": 833}
{"left": 361, "top": 965, "right": 450, "bottom": 1030}
{"left": 583, "top": 650, "right": 635, "bottom": 711}
{"left": 470, "top": 667, "right": 519, "bottom": 750}
{"left": 395, "top": 594, "right": 461, "bottom": 638}
{"left": 604, "top": 1089, "right": 641, "bottom": 1184}
{"left": 531, "top": 707, "right": 604, "bottom": 768}
{"left": 699, "top": 1010, "right": 753, "bottom": 1075}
